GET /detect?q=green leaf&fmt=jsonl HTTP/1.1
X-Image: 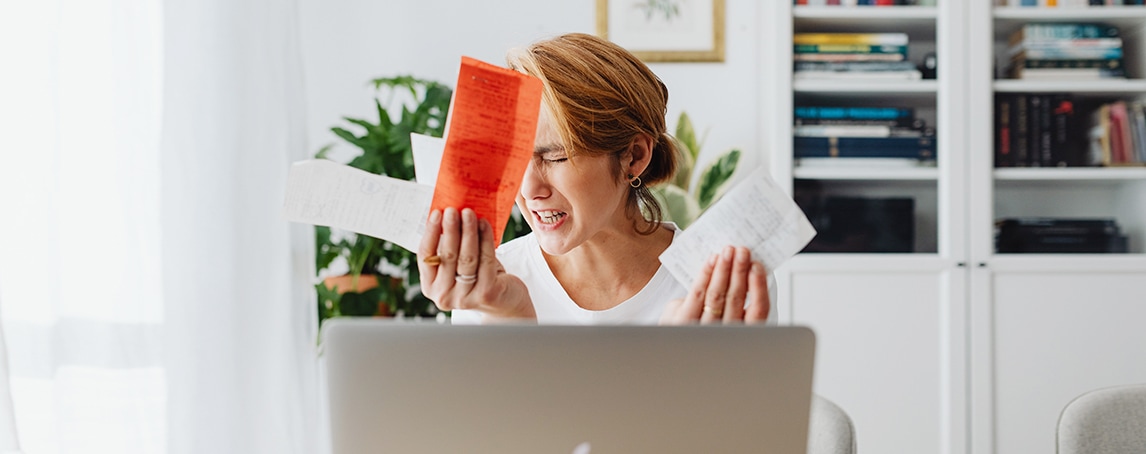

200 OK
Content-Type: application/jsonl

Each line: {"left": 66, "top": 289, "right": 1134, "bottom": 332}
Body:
{"left": 673, "top": 111, "right": 698, "bottom": 189}
{"left": 331, "top": 127, "right": 369, "bottom": 152}
{"left": 339, "top": 287, "right": 385, "bottom": 317}
{"left": 696, "top": 149, "right": 741, "bottom": 210}
{"left": 652, "top": 185, "right": 702, "bottom": 230}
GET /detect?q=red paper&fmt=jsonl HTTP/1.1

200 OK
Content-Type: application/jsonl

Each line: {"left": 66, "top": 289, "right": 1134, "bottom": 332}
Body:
{"left": 431, "top": 56, "right": 543, "bottom": 244}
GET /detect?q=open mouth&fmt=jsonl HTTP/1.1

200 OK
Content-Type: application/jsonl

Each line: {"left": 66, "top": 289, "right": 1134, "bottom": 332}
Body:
{"left": 534, "top": 210, "right": 567, "bottom": 225}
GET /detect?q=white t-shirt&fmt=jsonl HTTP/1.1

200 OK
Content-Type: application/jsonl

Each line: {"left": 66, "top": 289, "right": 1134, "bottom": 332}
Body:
{"left": 450, "top": 225, "right": 777, "bottom": 325}
{"left": 451, "top": 227, "right": 686, "bottom": 325}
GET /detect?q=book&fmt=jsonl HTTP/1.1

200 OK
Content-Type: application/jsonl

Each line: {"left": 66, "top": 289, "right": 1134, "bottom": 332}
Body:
{"left": 1014, "top": 94, "right": 1029, "bottom": 166}
{"left": 793, "top": 33, "right": 909, "bottom": 46}
{"left": 794, "top": 116, "right": 924, "bottom": 129}
{"left": 1009, "top": 66, "right": 1126, "bottom": 79}
{"left": 1009, "top": 23, "right": 1121, "bottom": 46}
{"left": 793, "top": 70, "right": 922, "bottom": 80}
{"left": 996, "top": 95, "right": 1014, "bottom": 167}
{"left": 794, "top": 136, "right": 937, "bottom": 159}
{"left": 793, "top": 53, "right": 907, "bottom": 62}
{"left": 794, "top": 44, "right": 909, "bottom": 54}
{"left": 1005, "top": 41, "right": 1123, "bottom": 60}
{"left": 1050, "top": 95, "right": 1078, "bottom": 167}
{"left": 795, "top": 157, "right": 937, "bottom": 167}
{"left": 795, "top": 106, "right": 914, "bottom": 120}
{"left": 1011, "top": 58, "right": 1123, "bottom": 70}
{"left": 794, "top": 61, "right": 919, "bottom": 72}
{"left": 793, "top": 124, "right": 927, "bottom": 137}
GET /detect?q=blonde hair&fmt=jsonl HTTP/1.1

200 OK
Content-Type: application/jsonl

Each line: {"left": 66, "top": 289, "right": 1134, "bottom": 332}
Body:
{"left": 506, "top": 33, "right": 679, "bottom": 235}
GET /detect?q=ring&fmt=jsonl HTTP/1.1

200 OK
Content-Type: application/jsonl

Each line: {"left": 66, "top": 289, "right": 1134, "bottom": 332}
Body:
{"left": 423, "top": 255, "right": 442, "bottom": 265}
{"left": 455, "top": 273, "right": 477, "bottom": 284}
{"left": 703, "top": 305, "right": 724, "bottom": 317}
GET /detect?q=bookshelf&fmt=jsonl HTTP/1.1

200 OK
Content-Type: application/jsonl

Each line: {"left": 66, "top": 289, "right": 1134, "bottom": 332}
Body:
{"left": 969, "top": 3, "right": 1146, "bottom": 454}
{"left": 767, "top": 2, "right": 1146, "bottom": 454}
{"left": 767, "top": 3, "right": 968, "bottom": 454}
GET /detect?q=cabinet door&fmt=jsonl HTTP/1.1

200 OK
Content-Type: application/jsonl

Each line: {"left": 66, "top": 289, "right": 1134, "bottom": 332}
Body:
{"left": 786, "top": 264, "right": 966, "bottom": 454}
{"left": 984, "top": 269, "right": 1146, "bottom": 454}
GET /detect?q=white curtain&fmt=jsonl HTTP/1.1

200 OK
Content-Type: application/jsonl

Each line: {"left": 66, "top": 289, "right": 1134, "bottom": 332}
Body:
{"left": 160, "top": 0, "right": 318, "bottom": 451}
{"left": 0, "top": 0, "right": 318, "bottom": 452}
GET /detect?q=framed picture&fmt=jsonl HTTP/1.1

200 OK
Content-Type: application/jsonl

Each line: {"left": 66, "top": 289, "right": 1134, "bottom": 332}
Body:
{"left": 596, "top": 0, "right": 725, "bottom": 63}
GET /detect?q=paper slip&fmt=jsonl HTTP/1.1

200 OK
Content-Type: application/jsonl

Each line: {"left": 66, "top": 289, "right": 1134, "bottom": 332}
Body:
{"left": 283, "top": 159, "right": 432, "bottom": 253}
{"left": 430, "top": 56, "right": 543, "bottom": 243}
{"left": 410, "top": 132, "right": 445, "bottom": 186}
{"left": 658, "top": 167, "right": 817, "bottom": 287}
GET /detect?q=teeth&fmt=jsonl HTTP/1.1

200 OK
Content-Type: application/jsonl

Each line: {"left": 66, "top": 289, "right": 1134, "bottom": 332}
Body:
{"left": 536, "top": 210, "right": 565, "bottom": 224}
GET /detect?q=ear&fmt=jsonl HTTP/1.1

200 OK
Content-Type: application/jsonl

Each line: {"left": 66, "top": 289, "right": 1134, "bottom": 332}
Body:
{"left": 622, "top": 133, "right": 655, "bottom": 178}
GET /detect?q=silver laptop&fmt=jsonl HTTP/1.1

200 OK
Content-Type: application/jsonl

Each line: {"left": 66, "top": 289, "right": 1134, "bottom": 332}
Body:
{"left": 321, "top": 319, "right": 816, "bottom": 454}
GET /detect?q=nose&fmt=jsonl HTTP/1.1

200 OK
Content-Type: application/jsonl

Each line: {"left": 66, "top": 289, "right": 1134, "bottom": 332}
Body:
{"left": 519, "top": 158, "right": 549, "bottom": 201}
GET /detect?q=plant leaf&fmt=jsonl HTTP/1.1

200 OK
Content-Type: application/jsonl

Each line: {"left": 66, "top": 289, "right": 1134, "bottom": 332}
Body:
{"left": 696, "top": 149, "right": 741, "bottom": 209}
{"left": 652, "top": 184, "right": 702, "bottom": 230}
{"left": 673, "top": 111, "right": 698, "bottom": 189}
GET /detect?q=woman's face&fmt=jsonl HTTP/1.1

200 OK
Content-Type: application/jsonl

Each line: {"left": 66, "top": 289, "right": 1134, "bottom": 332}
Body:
{"left": 516, "top": 110, "right": 630, "bottom": 255}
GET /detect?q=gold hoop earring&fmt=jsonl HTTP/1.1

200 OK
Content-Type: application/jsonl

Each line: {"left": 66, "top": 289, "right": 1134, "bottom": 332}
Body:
{"left": 629, "top": 175, "right": 642, "bottom": 188}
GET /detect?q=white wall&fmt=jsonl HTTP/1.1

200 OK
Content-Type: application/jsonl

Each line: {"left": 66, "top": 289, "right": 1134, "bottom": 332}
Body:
{"left": 298, "top": 0, "right": 765, "bottom": 183}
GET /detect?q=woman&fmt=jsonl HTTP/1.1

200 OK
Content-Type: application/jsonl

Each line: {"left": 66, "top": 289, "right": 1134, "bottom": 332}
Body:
{"left": 417, "top": 33, "right": 770, "bottom": 324}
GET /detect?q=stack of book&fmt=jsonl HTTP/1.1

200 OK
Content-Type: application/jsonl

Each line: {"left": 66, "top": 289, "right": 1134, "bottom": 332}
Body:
{"left": 1087, "top": 100, "right": 1146, "bottom": 166}
{"left": 793, "top": 33, "right": 922, "bottom": 80}
{"left": 995, "top": 0, "right": 1145, "bottom": 6}
{"left": 793, "top": 106, "right": 936, "bottom": 166}
{"left": 1006, "top": 23, "right": 1125, "bottom": 80}
{"left": 995, "top": 94, "right": 1087, "bottom": 167}
{"left": 995, "top": 218, "right": 1128, "bottom": 253}
{"left": 795, "top": 0, "right": 933, "bottom": 5}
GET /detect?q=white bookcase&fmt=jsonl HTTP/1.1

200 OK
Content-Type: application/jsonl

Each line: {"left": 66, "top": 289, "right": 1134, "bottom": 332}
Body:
{"left": 763, "top": 2, "right": 1146, "bottom": 454}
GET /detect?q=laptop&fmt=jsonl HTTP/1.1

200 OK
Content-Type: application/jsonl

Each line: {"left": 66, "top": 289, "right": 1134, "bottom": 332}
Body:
{"left": 321, "top": 319, "right": 816, "bottom": 454}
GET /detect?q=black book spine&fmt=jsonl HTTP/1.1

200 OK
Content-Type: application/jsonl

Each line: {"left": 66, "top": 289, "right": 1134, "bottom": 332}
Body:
{"left": 997, "top": 95, "right": 1014, "bottom": 167}
{"left": 1015, "top": 94, "right": 1029, "bottom": 167}
{"left": 1039, "top": 94, "right": 1053, "bottom": 167}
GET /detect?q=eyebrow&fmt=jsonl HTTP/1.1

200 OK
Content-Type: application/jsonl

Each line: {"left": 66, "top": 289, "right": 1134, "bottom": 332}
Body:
{"left": 534, "top": 144, "right": 566, "bottom": 155}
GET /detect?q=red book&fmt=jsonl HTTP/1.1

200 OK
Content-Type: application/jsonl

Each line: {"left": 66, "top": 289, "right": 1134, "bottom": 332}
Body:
{"left": 875, "top": 0, "right": 895, "bottom": 5}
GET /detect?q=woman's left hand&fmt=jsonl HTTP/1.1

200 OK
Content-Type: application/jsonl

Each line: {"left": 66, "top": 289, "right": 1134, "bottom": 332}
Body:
{"left": 660, "top": 246, "right": 770, "bottom": 324}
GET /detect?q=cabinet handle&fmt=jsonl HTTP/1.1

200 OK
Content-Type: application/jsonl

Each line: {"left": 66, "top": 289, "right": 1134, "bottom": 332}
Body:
{"left": 978, "top": 262, "right": 987, "bottom": 268}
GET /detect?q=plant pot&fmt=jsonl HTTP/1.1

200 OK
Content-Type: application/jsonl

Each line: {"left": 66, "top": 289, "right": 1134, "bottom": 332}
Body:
{"left": 322, "top": 274, "right": 392, "bottom": 317}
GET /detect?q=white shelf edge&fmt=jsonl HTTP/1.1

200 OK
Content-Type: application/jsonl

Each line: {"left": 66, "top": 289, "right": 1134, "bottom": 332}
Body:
{"left": 994, "top": 167, "right": 1146, "bottom": 181}
{"left": 993, "top": 79, "right": 1146, "bottom": 93}
{"left": 794, "top": 5, "right": 937, "bottom": 20}
{"left": 794, "top": 166, "right": 939, "bottom": 181}
{"left": 993, "top": 6, "right": 1146, "bottom": 20}
{"left": 784, "top": 253, "right": 951, "bottom": 272}
{"left": 794, "top": 79, "right": 938, "bottom": 93}
{"left": 988, "top": 254, "right": 1146, "bottom": 272}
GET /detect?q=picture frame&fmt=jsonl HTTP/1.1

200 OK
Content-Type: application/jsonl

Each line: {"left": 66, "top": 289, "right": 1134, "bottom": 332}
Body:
{"left": 596, "top": 0, "right": 725, "bottom": 63}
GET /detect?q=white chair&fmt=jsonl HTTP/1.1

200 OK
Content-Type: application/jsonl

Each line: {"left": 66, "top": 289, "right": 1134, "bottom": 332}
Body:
{"left": 808, "top": 395, "right": 856, "bottom": 454}
{"left": 1057, "top": 383, "right": 1146, "bottom": 454}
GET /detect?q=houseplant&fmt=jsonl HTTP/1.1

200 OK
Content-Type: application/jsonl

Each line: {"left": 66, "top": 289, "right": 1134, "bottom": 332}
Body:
{"left": 653, "top": 111, "right": 741, "bottom": 229}
{"left": 314, "top": 76, "right": 533, "bottom": 324}
{"left": 314, "top": 76, "right": 450, "bottom": 323}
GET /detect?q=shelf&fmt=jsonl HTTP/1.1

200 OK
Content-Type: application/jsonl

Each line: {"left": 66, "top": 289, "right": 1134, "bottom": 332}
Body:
{"left": 786, "top": 253, "right": 951, "bottom": 272}
{"left": 993, "top": 79, "right": 1146, "bottom": 95}
{"left": 994, "top": 167, "right": 1146, "bottom": 183}
{"left": 994, "top": 6, "right": 1146, "bottom": 25}
{"left": 793, "top": 6, "right": 937, "bottom": 38}
{"left": 795, "top": 79, "right": 937, "bottom": 94}
{"left": 987, "top": 253, "right": 1146, "bottom": 272}
{"left": 794, "top": 165, "right": 938, "bottom": 181}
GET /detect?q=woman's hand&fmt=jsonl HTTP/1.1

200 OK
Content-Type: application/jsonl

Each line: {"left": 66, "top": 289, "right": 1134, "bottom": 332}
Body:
{"left": 417, "top": 207, "right": 535, "bottom": 321}
{"left": 660, "top": 246, "right": 770, "bottom": 324}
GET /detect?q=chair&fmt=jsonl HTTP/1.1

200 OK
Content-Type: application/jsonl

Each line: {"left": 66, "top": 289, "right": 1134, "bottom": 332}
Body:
{"left": 1057, "top": 383, "right": 1146, "bottom": 454}
{"left": 807, "top": 395, "right": 856, "bottom": 454}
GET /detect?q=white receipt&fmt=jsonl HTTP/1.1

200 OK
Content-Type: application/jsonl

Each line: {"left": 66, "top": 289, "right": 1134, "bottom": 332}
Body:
{"left": 410, "top": 132, "right": 445, "bottom": 186}
{"left": 283, "top": 159, "right": 432, "bottom": 252}
{"left": 659, "top": 167, "right": 817, "bottom": 287}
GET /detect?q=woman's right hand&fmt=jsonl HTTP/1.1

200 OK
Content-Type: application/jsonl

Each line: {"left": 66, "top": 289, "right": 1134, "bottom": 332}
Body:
{"left": 417, "top": 207, "right": 536, "bottom": 321}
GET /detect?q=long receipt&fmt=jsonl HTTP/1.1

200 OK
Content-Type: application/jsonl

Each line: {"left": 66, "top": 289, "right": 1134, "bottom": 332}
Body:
{"left": 283, "top": 159, "right": 432, "bottom": 253}
{"left": 659, "top": 167, "right": 817, "bottom": 287}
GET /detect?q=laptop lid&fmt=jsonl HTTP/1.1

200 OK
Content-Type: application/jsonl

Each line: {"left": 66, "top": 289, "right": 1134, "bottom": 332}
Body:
{"left": 321, "top": 319, "right": 816, "bottom": 454}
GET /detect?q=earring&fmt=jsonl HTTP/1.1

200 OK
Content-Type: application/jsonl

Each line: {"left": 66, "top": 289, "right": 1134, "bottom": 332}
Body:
{"left": 629, "top": 174, "right": 642, "bottom": 188}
